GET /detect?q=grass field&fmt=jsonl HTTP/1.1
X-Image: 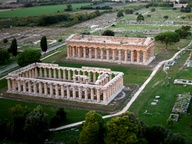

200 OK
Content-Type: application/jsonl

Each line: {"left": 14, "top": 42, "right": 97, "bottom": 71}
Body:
{"left": 0, "top": 3, "right": 91, "bottom": 18}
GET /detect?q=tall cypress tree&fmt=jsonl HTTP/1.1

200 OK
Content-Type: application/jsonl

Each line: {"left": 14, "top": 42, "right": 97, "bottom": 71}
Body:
{"left": 10, "top": 38, "right": 17, "bottom": 56}
{"left": 40, "top": 36, "right": 48, "bottom": 52}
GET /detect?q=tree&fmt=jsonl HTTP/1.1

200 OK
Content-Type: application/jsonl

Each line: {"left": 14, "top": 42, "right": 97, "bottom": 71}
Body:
{"left": 155, "top": 32, "right": 180, "bottom": 49}
{"left": 40, "top": 36, "right": 48, "bottom": 52}
{"left": 17, "top": 49, "right": 41, "bottom": 67}
{"left": 137, "top": 14, "right": 144, "bottom": 22}
{"left": 9, "top": 105, "right": 29, "bottom": 141}
{"left": 65, "top": 4, "right": 72, "bottom": 11}
{"left": 79, "top": 111, "right": 103, "bottom": 144}
{"left": 164, "top": 133, "right": 186, "bottom": 144}
{"left": 104, "top": 112, "right": 146, "bottom": 144}
{"left": 125, "top": 8, "right": 134, "bottom": 14}
{"left": 0, "top": 49, "right": 10, "bottom": 64}
{"left": 24, "top": 105, "right": 49, "bottom": 143}
{"left": 50, "top": 107, "right": 67, "bottom": 128}
{"left": 143, "top": 125, "right": 169, "bottom": 144}
{"left": 102, "top": 30, "right": 115, "bottom": 36}
{"left": 9, "top": 38, "right": 17, "bottom": 56}
{"left": 151, "top": 8, "right": 156, "bottom": 12}
{"left": 117, "top": 10, "right": 124, "bottom": 18}
{"left": 175, "top": 25, "right": 191, "bottom": 38}
{"left": 164, "top": 15, "right": 169, "bottom": 19}
{"left": 3, "top": 38, "right": 8, "bottom": 44}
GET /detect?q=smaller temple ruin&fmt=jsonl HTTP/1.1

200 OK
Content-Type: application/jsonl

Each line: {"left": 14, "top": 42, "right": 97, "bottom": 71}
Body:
{"left": 66, "top": 34, "right": 155, "bottom": 65}
{"left": 6, "top": 63, "right": 124, "bottom": 105}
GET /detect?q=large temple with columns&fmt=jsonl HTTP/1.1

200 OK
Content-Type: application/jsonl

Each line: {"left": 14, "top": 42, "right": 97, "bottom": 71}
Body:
{"left": 66, "top": 34, "right": 155, "bottom": 65}
{"left": 7, "top": 63, "right": 124, "bottom": 105}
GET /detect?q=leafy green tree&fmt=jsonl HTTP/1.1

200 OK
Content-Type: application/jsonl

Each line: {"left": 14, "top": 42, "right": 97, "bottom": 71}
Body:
{"left": 17, "top": 49, "right": 41, "bottom": 67}
{"left": 143, "top": 125, "right": 169, "bottom": 144}
{"left": 0, "top": 49, "right": 10, "bottom": 64}
{"left": 9, "top": 105, "right": 29, "bottom": 141}
{"left": 79, "top": 111, "right": 103, "bottom": 144}
{"left": 117, "top": 10, "right": 124, "bottom": 18}
{"left": 155, "top": 32, "right": 180, "bottom": 49}
{"left": 9, "top": 38, "right": 17, "bottom": 56}
{"left": 137, "top": 14, "right": 144, "bottom": 22}
{"left": 104, "top": 112, "right": 146, "bottom": 144}
{"left": 65, "top": 4, "right": 72, "bottom": 11}
{"left": 40, "top": 36, "right": 48, "bottom": 52}
{"left": 125, "top": 8, "right": 134, "bottom": 14}
{"left": 102, "top": 30, "right": 115, "bottom": 36}
{"left": 50, "top": 107, "right": 67, "bottom": 128}
{"left": 24, "top": 105, "right": 49, "bottom": 143}
{"left": 151, "top": 8, "right": 156, "bottom": 12}
{"left": 3, "top": 38, "right": 8, "bottom": 44}
{"left": 0, "top": 119, "right": 9, "bottom": 140}
{"left": 164, "top": 133, "right": 186, "bottom": 144}
{"left": 167, "top": 117, "right": 174, "bottom": 127}
{"left": 175, "top": 25, "right": 191, "bottom": 38}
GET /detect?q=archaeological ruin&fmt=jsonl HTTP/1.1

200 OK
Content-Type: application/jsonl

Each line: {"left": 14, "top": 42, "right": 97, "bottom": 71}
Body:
{"left": 7, "top": 63, "right": 124, "bottom": 105}
{"left": 66, "top": 34, "right": 155, "bottom": 65}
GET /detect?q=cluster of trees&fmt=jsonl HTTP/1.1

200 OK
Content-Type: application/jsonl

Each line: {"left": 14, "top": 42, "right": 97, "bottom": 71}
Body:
{"left": 79, "top": 111, "right": 186, "bottom": 144}
{"left": 0, "top": 49, "right": 10, "bottom": 64}
{"left": 155, "top": 26, "right": 191, "bottom": 49}
{"left": 38, "top": 10, "right": 103, "bottom": 26}
{"left": 80, "top": 5, "right": 112, "bottom": 10}
{"left": 0, "top": 105, "right": 67, "bottom": 143}
{"left": 180, "top": 5, "right": 191, "bottom": 13}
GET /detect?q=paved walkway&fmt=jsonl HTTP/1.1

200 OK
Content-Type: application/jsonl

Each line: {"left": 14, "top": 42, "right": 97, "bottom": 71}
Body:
{"left": 50, "top": 41, "right": 192, "bottom": 132}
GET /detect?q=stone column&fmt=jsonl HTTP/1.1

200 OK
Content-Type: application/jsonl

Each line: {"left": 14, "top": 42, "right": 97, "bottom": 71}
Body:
{"left": 55, "top": 84, "right": 59, "bottom": 98}
{"left": 12, "top": 79, "right": 16, "bottom": 91}
{"left": 39, "top": 82, "right": 42, "bottom": 95}
{"left": 58, "top": 69, "right": 61, "bottom": 79}
{"left": 143, "top": 51, "right": 147, "bottom": 64}
{"left": 101, "top": 49, "right": 103, "bottom": 60}
{"left": 53, "top": 68, "right": 56, "bottom": 79}
{"left": 61, "top": 84, "right": 64, "bottom": 98}
{"left": 49, "top": 68, "right": 52, "bottom": 78}
{"left": 112, "top": 49, "right": 115, "bottom": 61}
{"left": 84, "top": 87, "right": 88, "bottom": 100}
{"left": 63, "top": 69, "right": 66, "bottom": 80}
{"left": 50, "top": 83, "right": 53, "bottom": 96}
{"left": 33, "top": 82, "right": 37, "bottom": 94}
{"left": 44, "top": 68, "right": 47, "bottom": 78}
{"left": 26, "top": 71, "right": 29, "bottom": 78}
{"left": 23, "top": 80, "right": 26, "bottom": 93}
{"left": 78, "top": 87, "right": 82, "bottom": 99}
{"left": 72, "top": 47, "right": 75, "bottom": 57}
{"left": 17, "top": 80, "right": 21, "bottom": 92}
{"left": 124, "top": 50, "right": 127, "bottom": 62}
{"left": 106, "top": 49, "right": 109, "bottom": 60}
{"left": 28, "top": 81, "right": 32, "bottom": 93}
{"left": 32, "top": 69, "right": 35, "bottom": 78}
{"left": 118, "top": 49, "right": 121, "bottom": 61}
{"left": 89, "top": 48, "right": 92, "bottom": 59}
{"left": 78, "top": 47, "right": 80, "bottom": 58}
{"left": 131, "top": 50, "right": 134, "bottom": 62}
{"left": 67, "top": 85, "right": 70, "bottom": 99}
{"left": 91, "top": 88, "right": 94, "bottom": 101}
{"left": 67, "top": 46, "right": 70, "bottom": 58}
{"left": 137, "top": 51, "right": 140, "bottom": 63}
{"left": 83, "top": 47, "right": 86, "bottom": 58}
{"left": 93, "top": 72, "right": 96, "bottom": 82}
{"left": 39, "top": 67, "right": 42, "bottom": 77}
{"left": 68, "top": 70, "right": 71, "bottom": 80}
{"left": 95, "top": 48, "right": 98, "bottom": 60}
{"left": 73, "top": 86, "right": 76, "bottom": 99}
{"left": 103, "top": 90, "right": 107, "bottom": 102}
{"left": 7, "top": 79, "right": 11, "bottom": 90}
{"left": 96, "top": 88, "right": 100, "bottom": 102}
{"left": 35, "top": 68, "right": 38, "bottom": 77}
{"left": 44, "top": 82, "right": 47, "bottom": 95}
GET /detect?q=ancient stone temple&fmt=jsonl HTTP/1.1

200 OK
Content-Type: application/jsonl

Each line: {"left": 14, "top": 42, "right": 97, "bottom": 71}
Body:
{"left": 66, "top": 34, "right": 155, "bottom": 65}
{"left": 7, "top": 63, "right": 124, "bottom": 105}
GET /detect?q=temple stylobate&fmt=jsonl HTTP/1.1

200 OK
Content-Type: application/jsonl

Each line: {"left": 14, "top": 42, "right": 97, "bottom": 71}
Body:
{"left": 7, "top": 63, "right": 124, "bottom": 105}
{"left": 66, "top": 34, "right": 155, "bottom": 65}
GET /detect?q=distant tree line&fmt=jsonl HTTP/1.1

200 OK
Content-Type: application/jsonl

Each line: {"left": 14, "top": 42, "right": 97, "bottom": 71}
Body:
{"left": 14, "top": 10, "right": 108, "bottom": 27}
{"left": 80, "top": 5, "right": 112, "bottom": 10}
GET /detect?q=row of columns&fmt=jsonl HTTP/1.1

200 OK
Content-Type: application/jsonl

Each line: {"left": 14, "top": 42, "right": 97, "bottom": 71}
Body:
{"left": 7, "top": 76, "right": 124, "bottom": 104}
{"left": 67, "top": 46, "right": 154, "bottom": 64}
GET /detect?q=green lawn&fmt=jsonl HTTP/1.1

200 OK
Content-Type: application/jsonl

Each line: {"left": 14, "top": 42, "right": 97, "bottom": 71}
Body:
{"left": 129, "top": 49, "right": 192, "bottom": 142}
{"left": 0, "top": 3, "right": 91, "bottom": 18}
